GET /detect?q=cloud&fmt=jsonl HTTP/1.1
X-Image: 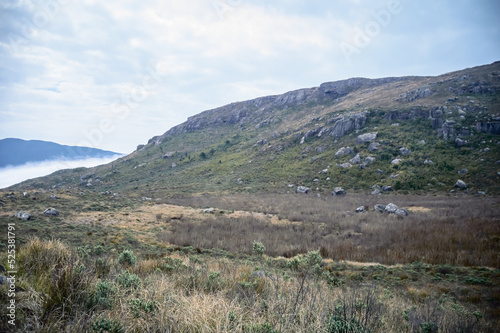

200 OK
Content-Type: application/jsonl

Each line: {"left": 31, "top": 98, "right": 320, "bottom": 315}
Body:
{"left": 0, "top": 155, "right": 123, "bottom": 189}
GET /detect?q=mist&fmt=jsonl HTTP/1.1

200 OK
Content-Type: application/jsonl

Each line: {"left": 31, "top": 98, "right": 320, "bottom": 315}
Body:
{"left": 0, "top": 155, "right": 123, "bottom": 189}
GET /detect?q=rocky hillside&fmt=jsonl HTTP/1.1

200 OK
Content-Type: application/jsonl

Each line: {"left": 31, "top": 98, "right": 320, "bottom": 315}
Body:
{"left": 10, "top": 62, "right": 500, "bottom": 197}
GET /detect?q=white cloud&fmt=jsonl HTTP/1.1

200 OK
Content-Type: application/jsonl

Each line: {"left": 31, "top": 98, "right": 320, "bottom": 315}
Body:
{"left": 0, "top": 155, "right": 123, "bottom": 189}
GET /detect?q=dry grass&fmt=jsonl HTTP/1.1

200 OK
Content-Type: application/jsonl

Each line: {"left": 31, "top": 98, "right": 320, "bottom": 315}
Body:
{"left": 164, "top": 193, "right": 500, "bottom": 267}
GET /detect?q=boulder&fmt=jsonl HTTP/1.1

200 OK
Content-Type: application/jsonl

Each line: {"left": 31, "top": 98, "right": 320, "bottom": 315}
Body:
{"left": 424, "top": 159, "right": 434, "bottom": 165}
{"left": 355, "top": 206, "right": 365, "bottom": 213}
{"left": 455, "top": 138, "right": 468, "bottom": 146}
{"left": 454, "top": 180, "right": 467, "bottom": 189}
{"left": 395, "top": 208, "right": 409, "bottom": 216}
{"left": 399, "top": 147, "right": 411, "bottom": 156}
{"left": 371, "top": 189, "right": 380, "bottom": 195}
{"left": 376, "top": 169, "right": 384, "bottom": 175}
{"left": 163, "top": 152, "right": 175, "bottom": 159}
{"left": 374, "top": 204, "right": 386, "bottom": 212}
{"left": 203, "top": 208, "right": 215, "bottom": 213}
{"left": 332, "top": 187, "right": 346, "bottom": 196}
{"left": 382, "top": 185, "right": 393, "bottom": 192}
{"left": 339, "top": 163, "right": 352, "bottom": 168}
{"left": 43, "top": 208, "right": 59, "bottom": 216}
{"left": 458, "top": 169, "right": 468, "bottom": 175}
{"left": 391, "top": 158, "right": 402, "bottom": 165}
{"left": 335, "top": 146, "right": 353, "bottom": 157}
{"left": 384, "top": 203, "right": 399, "bottom": 214}
{"left": 368, "top": 142, "right": 381, "bottom": 152}
{"left": 364, "top": 156, "right": 376, "bottom": 165}
{"left": 356, "top": 132, "right": 378, "bottom": 145}
{"left": 15, "top": 211, "right": 31, "bottom": 221}
{"left": 349, "top": 153, "right": 361, "bottom": 164}
{"left": 296, "top": 186, "right": 311, "bottom": 194}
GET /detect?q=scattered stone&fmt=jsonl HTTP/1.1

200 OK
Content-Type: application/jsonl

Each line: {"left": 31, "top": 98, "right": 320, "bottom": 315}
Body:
{"left": 23, "top": 192, "right": 30, "bottom": 197}
{"left": 390, "top": 174, "right": 399, "bottom": 179}
{"left": 142, "top": 197, "right": 152, "bottom": 201}
{"left": 454, "top": 180, "right": 467, "bottom": 189}
{"left": 349, "top": 153, "right": 361, "bottom": 164}
{"left": 418, "top": 140, "right": 426, "bottom": 145}
{"left": 356, "top": 132, "right": 378, "bottom": 145}
{"left": 335, "top": 147, "right": 353, "bottom": 156}
{"left": 355, "top": 206, "right": 365, "bottom": 213}
{"left": 163, "top": 152, "right": 175, "bottom": 159}
{"left": 458, "top": 169, "right": 468, "bottom": 175}
{"left": 15, "top": 211, "right": 31, "bottom": 221}
{"left": 368, "top": 142, "right": 381, "bottom": 152}
{"left": 296, "top": 186, "right": 311, "bottom": 194}
{"left": 237, "top": 178, "right": 244, "bottom": 184}
{"left": 332, "top": 187, "right": 346, "bottom": 196}
{"left": 326, "top": 177, "right": 331, "bottom": 181}
{"left": 313, "top": 178, "right": 319, "bottom": 182}
{"left": 43, "top": 208, "right": 59, "bottom": 216}
{"left": 339, "top": 163, "right": 352, "bottom": 168}
{"left": 384, "top": 203, "right": 399, "bottom": 214}
{"left": 321, "top": 169, "right": 328, "bottom": 174}
{"left": 382, "top": 185, "right": 393, "bottom": 192}
{"left": 203, "top": 208, "right": 215, "bottom": 213}
{"left": 287, "top": 184, "right": 295, "bottom": 188}
{"left": 399, "top": 147, "right": 411, "bottom": 156}
{"left": 455, "top": 138, "right": 468, "bottom": 146}
{"left": 477, "top": 191, "right": 486, "bottom": 195}
{"left": 424, "top": 159, "right": 434, "bottom": 165}
{"left": 391, "top": 158, "right": 402, "bottom": 165}
{"left": 171, "top": 163, "right": 177, "bottom": 168}
{"left": 371, "top": 189, "right": 380, "bottom": 195}
{"left": 374, "top": 204, "right": 386, "bottom": 212}
{"left": 364, "top": 156, "right": 376, "bottom": 165}
{"left": 395, "top": 208, "right": 409, "bottom": 216}
{"left": 376, "top": 169, "right": 384, "bottom": 175}
{"left": 50, "top": 195, "right": 58, "bottom": 199}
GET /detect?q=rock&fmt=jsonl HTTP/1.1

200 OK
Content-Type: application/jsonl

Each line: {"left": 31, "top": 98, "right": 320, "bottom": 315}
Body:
{"left": 23, "top": 192, "right": 30, "bottom": 197}
{"left": 368, "top": 142, "right": 381, "bottom": 152}
{"left": 364, "top": 156, "right": 376, "bottom": 165}
{"left": 454, "top": 180, "right": 467, "bottom": 189}
{"left": 321, "top": 169, "right": 329, "bottom": 174}
{"left": 326, "top": 177, "right": 331, "bottom": 181}
{"left": 203, "top": 208, "right": 215, "bottom": 213}
{"left": 382, "top": 185, "right": 393, "bottom": 192}
{"left": 458, "top": 169, "right": 468, "bottom": 175}
{"left": 391, "top": 159, "right": 402, "bottom": 165}
{"left": 424, "top": 159, "right": 434, "bottom": 165}
{"left": 349, "top": 153, "right": 361, "bottom": 164}
{"left": 395, "top": 208, "right": 409, "bottom": 216}
{"left": 477, "top": 191, "right": 486, "bottom": 195}
{"left": 476, "top": 121, "right": 500, "bottom": 135}
{"left": 384, "top": 203, "right": 399, "bottom": 214}
{"left": 455, "top": 138, "right": 468, "bottom": 146}
{"left": 296, "top": 186, "right": 311, "bottom": 194}
{"left": 313, "top": 178, "right": 319, "bottom": 182}
{"left": 141, "top": 197, "right": 152, "bottom": 201}
{"left": 355, "top": 206, "right": 365, "bottom": 213}
{"left": 257, "top": 139, "right": 268, "bottom": 145}
{"left": 371, "top": 185, "right": 380, "bottom": 189}
{"left": 237, "top": 178, "right": 244, "bottom": 184}
{"left": 136, "top": 144, "right": 145, "bottom": 151}
{"left": 43, "top": 208, "right": 59, "bottom": 216}
{"left": 418, "top": 140, "right": 426, "bottom": 145}
{"left": 171, "top": 163, "right": 177, "bottom": 168}
{"left": 376, "top": 169, "right": 384, "bottom": 175}
{"left": 15, "top": 211, "right": 31, "bottom": 221}
{"left": 50, "top": 195, "right": 58, "bottom": 199}
{"left": 339, "top": 163, "right": 352, "bottom": 168}
{"left": 332, "top": 187, "right": 346, "bottom": 196}
{"left": 163, "top": 152, "right": 175, "bottom": 159}
{"left": 327, "top": 113, "right": 368, "bottom": 138}
{"left": 371, "top": 189, "right": 380, "bottom": 195}
{"left": 356, "top": 132, "right": 378, "bottom": 145}
{"left": 335, "top": 146, "right": 353, "bottom": 157}
{"left": 390, "top": 174, "right": 399, "bottom": 179}
{"left": 399, "top": 147, "right": 411, "bottom": 156}
{"left": 374, "top": 204, "right": 386, "bottom": 212}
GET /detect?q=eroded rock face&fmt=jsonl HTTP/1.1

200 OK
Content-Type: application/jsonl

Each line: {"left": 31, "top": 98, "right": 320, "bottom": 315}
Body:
{"left": 476, "top": 121, "right": 500, "bottom": 135}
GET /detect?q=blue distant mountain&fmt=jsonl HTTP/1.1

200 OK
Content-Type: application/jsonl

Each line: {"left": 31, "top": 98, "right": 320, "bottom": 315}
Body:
{"left": 0, "top": 138, "right": 122, "bottom": 168}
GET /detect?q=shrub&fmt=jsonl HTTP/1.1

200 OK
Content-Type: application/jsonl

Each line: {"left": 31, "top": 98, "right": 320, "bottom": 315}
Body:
{"left": 92, "top": 280, "right": 116, "bottom": 309}
{"left": 92, "top": 316, "right": 124, "bottom": 333}
{"left": 116, "top": 270, "right": 141, "bottom": 289}
{"left": 253, "top": 241, "right": 265, "bottom": 256}
{"left": 127, "top": 298, "right": 159, "bottom": 318}
{"left": 118, "top": 249, "right": 137, "bottom": 267}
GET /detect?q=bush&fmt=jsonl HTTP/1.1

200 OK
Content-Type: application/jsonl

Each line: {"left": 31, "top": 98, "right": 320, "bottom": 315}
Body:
{"left": 127, "top": 298, "right": 159, "bottom": 318}
{"left": 117, "top": 270, "right": 141, "bottom": 289}
{"left": 92, "top": 316, "right": 124, "bottom": 333}
{"left": 253, "top": 241, "right": 265, "bottom": 256}
{"left": 92, "top": 280, "right": 116, "bottom": 309}
{"left": 118, "top": 249, "right": 137, "bottom": 267}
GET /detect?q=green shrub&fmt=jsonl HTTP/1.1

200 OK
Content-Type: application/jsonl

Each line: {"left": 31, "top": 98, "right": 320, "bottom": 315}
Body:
{"left": 94, "top": 245, "right": 105, "bottom": 256}
{"left": 92, "top": 280, "right": 116, "bottom": 309}
{"left": 118, "top": 249, "right": 137, "bottom": 267}
{"left": 127, "top": 298, "right": 159, "bottom": 317}
{"left": 252, "top": 241, "right": 265, "bottom": 256}
{"left": 117, "top": 270, "right": 141, "bottom": 289}
{"left": 92, "top": 316, "right": 124, "bottom": 333}
{"left": 324, "top": 315, "right": 370, "bottom": 333}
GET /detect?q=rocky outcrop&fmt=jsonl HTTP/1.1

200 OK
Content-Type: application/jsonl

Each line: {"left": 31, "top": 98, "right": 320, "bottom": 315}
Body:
{"left": 356, "top": 132, "right": 378, "bottom": 145}
{"left": 476, "top": 121, "right": 500, "bottom": 135}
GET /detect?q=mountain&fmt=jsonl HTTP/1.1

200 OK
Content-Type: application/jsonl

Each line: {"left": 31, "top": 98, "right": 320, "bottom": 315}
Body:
{"left": 9, "top": 62, "right": 500, "bottom": 195}
{"left": 0, "top": 138, "right": 121, "bottom": 168}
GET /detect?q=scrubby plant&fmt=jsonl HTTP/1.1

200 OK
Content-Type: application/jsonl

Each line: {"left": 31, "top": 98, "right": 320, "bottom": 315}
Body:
{"left": 127, "top": 298, "right": 159, "bottom": 318}
{"left": 116, "top": 270, "right": 141, "bottom": 289}
{"left": 92, "top": 279, "right": 116, "bottom": 309}
{"left": 253, "top": 241, "right": 265, "bottom": 256}
{"left": 92, "top": 316, "right": 124, "bottom": 333}
{"left": 118, "top": 249, "right": 137, "bottom": 267}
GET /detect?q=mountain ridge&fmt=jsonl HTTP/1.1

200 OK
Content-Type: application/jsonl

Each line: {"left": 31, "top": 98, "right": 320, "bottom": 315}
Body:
{"left": 9, "top": 61, "right": 500, "bottom": 196}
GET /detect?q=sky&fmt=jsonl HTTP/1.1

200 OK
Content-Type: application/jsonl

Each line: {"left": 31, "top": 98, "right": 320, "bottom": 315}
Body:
{"left": 1, "top": 0, "right": 499, "bottom": 154}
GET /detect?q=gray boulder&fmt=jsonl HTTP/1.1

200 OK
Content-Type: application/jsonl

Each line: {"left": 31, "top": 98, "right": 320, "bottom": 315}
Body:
{"left": 399, "top": 147, "right": 411, "bottom": 156}
{"left": 335, "top": 146, "right": 353, "bottom": 157}
{"left": 458, "top": 169, "right": 468, "bottom": 175}
{"left": 15, "top": 211, "right": 31, "bottom": 221}
{"left": 203, "top": 208, "right": 215, "bottom": 213}
{"left": 43, "top": 208, "right": 59, "bottom": 216}
{"left": 382, "top": 185, "right": 393, "bottom": 192}
{"left": 371, "top": 189, "right": 381, "bottom": 195}
{"left": 454, "top": 180, "right": 467, "bottom": 189}
{"left": 349, "top": 153, "right": 361, "bottom": 164}
{"left": 296, "top": 186, "right": 311, "bottom": 194}
{"left": 374, "top": 204, "right": 386, "bottom": 212}
{"left": 395, "top": 208, "right": 409, "bottom": 216}
{"left": 364, "top": 156, "right": 376, "bottom": 165}
{"left": 355, "top": 206, "right": 365, "bottom": 213}
{"left": 332, "top": 187, "right": 346, "bottom": 196}
{"left": 356, "top": 132, "right": 378, "bottom": 145}
{"left": 376, "top": 169, "right": 384, "bottom": 175}
{"left": 384, "top": 203, "right": 399, "bottom": 214}
{"left": 339, "top": 163, "right": 352, "bottom": 168}
{"left": 424, "top": 159, "right": 434, "bottom": 165}
{"left": 391, "top": 158, "right": 402, "bottom": 165}
{"left": 455, "top": 138, "right": 468, "bottom": 146}
{"left": 368, "top": 142, "right": 381, "bottom": 152}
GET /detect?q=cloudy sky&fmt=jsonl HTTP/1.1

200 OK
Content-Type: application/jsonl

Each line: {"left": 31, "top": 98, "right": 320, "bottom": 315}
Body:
{"left": 1, "top": 0, "right": 499, "bottom": 154}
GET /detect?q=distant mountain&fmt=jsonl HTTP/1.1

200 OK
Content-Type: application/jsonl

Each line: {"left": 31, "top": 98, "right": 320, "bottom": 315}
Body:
{"left": 0, "top": 138, "right": 121, "bottom": 168}
{"left": 9, "top": 62, "right": 500, "bottom": 194}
